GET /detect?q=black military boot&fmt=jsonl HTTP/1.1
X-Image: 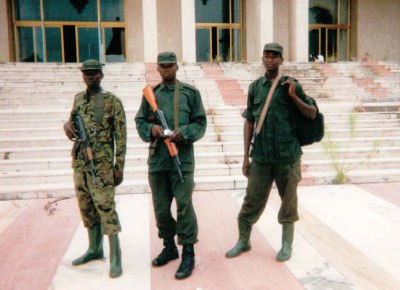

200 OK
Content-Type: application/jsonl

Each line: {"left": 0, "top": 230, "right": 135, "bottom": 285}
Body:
{"left": 175, "top": 244, "right": 195, "bottom": 279}
{"left": 152, "top": 237, "right": 179, "bottom": 267}
{"left": 72, "top": 225, "right": 104, "bottom": 266}
{"left": 276, "top": 223, "right": 294, "bottom": 262}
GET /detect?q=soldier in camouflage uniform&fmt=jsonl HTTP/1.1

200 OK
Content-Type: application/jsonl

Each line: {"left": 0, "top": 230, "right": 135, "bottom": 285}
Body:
{"left": 135, "top": 52, "right": 207, "bottom": 279}
{"left": 225, "top": 43, "right": 317, "bottom": 262}
{"left": 63, "top": 59, "right": 127, "bottom": 278}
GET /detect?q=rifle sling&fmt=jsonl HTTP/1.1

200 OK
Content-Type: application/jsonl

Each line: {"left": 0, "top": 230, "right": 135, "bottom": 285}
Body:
{"left": 174, "top": 80, "right": 180, "bottom": 130}
{"left": 94, "top": 90, "right": 105, "bottom": 133}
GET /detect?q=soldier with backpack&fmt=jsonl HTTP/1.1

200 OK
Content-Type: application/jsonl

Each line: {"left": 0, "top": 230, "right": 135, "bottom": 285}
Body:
{"left": 225, "top": 43, "right": 319, "bottom": 262}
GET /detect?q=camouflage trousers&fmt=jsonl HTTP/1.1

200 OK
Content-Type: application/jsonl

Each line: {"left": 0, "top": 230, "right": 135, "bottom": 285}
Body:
{"left": 237, "top": 160, "right": 301, "bottom": 240}
{"left": 73, "top": 166, "right": 121, "bottom": 236}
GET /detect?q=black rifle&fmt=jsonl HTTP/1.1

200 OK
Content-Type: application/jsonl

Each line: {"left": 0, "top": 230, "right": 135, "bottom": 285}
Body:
{"left": 74, "top": 114, "right": 97, "bottom": 185}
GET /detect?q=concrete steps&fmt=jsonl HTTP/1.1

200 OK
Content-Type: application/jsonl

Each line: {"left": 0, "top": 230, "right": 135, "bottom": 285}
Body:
{"left": 1, "top": 62, "right": 400, "bottom": 199}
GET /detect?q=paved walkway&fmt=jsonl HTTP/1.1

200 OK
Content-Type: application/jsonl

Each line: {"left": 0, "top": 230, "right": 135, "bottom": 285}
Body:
{"left": 0, "top": 183, "right": 399, "bottom": 290}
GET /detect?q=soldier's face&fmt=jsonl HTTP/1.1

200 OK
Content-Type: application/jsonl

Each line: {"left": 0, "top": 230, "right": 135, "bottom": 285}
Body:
{"left": 157, "top": 63, "right": 178, "bottom": 82}
{"left": 82, "top": 70, "right": 103, "bottom": 90}
{"left": 262, "top": 51, "right": 283, "bottom": 72}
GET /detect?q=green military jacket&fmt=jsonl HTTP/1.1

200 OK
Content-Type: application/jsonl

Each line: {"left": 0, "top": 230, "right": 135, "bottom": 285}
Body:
{"left": 135, "top": 81, "right": 207, "bottom": 173}
{"left": 242, "top": 75, "right": 314, "bottom": 164}
{"left": 69, "top": 89, "right": 127, "bottom": 173}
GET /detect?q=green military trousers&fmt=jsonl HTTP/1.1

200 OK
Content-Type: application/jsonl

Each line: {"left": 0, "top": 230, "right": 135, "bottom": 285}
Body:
{"left": 149, "top": 171, "right": 198, "bottom": 245}
{"left": 238, "top": 160, "right": 301, "bottom": 239}
{"left": 73, "top": 168, "right": 121, "bottom": 236}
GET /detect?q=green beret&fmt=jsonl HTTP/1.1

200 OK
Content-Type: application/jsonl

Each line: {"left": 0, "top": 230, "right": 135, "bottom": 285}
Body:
{"left": 263, "top": 43, "right": 283, "bottom": 56}
{"left": 80, "top": 59, "right": 103, "bottom": 71}
{"left": 157, "top": 52, "right": 177, "bottom": 64}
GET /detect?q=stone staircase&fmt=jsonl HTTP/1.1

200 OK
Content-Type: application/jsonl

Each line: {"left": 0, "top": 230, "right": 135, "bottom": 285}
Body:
{"left": 1, "top": 61, "right": 400, "bottom": 200}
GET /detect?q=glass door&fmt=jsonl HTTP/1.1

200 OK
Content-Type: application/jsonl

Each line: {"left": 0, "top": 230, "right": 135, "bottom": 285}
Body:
{"left": 12, "top": 0, "right": 126, "bottom": 63}
{"left": 195, "top": 0, "right": 242, "bottom": 62}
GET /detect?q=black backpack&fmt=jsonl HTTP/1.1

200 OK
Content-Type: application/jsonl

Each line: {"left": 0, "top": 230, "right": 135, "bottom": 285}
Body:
{"left": 296, "top": 97, "right": 324, "bottom": 146}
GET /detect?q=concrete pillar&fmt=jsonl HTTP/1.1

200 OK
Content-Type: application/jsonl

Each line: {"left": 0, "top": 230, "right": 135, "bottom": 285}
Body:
{"left": 259, "top": 0, "right": 274, "bottom": 52}
{"left": 0, "top": 0, "right": 10, "bottom": 62}
{"left": 181, "top": 0, "right": 196, "bottom": 63}
{"left": 290, "top": 0, "right": 309, "bottom": 62}
{"left": 142, "top": 0, "right": 158, "bottom": 62}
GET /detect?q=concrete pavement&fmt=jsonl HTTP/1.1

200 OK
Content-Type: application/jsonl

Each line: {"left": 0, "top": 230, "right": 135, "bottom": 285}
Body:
{"left": 0, "top": 183, "right": 399, "bottom": 290}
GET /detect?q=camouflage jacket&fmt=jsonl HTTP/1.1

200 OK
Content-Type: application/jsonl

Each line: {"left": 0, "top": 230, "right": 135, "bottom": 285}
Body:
{"left": 69, "top": 89, "right": 127, "bottom": 173}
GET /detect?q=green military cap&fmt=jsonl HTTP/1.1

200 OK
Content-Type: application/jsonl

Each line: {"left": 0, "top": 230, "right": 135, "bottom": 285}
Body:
{"left": 157, "top": 51, "right": 177, "bottom": 64}
{"left": 263, "top": 42, "right": 283, "bottom": 56}
{"left": 80, "top": 59, "right": 103, "bottom": 71}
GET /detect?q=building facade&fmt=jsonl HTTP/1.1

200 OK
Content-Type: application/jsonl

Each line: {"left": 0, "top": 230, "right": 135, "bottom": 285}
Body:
{"left": 1, "top": 0, "right": 399, "bottom": 63}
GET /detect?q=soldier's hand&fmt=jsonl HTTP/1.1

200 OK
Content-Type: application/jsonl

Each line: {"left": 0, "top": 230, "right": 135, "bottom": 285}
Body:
{"left": 63, "top": 121, "right": 78, "bottom": 141}
{"left": 242, "top": 157, "right": 251, "bottom": 178}
{"left": 282, "top": 80, "right": 296, "bottom": 99}
{"left": 151, "top": 125, "right": 164, "bottom": 138}
{"left": 114, "top": 171, "right": 123, "bottom": 186}
{"left": 169, "top": 130, "right": 184, "bottom": 143}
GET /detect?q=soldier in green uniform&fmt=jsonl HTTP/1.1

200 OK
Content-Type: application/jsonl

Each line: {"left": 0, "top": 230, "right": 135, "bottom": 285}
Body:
{"left": 63, "top": 59, "right": 127, "bottom": 278}
{"left": 225, "top": 43, "right": 317, "bottom": 261}
{"left": 135, "top": 52, "right": 207, "bottom": 279}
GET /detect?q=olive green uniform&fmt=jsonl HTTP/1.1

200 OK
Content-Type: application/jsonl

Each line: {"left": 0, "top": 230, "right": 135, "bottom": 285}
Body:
{"left": 69, "top": 89, "right": 127, "bottom": 236}
{"left": 135, "top": 81, "right": 206, "bottom": 245}
{"left": 238, "top": 75, "right": 313, "bottom": 238}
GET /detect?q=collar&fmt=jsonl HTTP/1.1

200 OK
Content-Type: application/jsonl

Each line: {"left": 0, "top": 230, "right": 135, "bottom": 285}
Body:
{"left": 85, "top": 87, "right": 103, "bottom": 101}
{"left": 159, "top": 80, "right": 179, "bottom": 91}
{"left": 262, "top": 74, "right": 283, "bottom": 85}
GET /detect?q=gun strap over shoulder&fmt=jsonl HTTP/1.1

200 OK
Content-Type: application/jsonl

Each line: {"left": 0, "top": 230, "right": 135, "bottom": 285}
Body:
{"left": 94, "top": 90, "right": 105, "bottom": 132}
{"left": 255, "top": 73, "right": 282, "bottom": 134}
{"left": 173, "top": 80, "right": 180, "bottom": 130}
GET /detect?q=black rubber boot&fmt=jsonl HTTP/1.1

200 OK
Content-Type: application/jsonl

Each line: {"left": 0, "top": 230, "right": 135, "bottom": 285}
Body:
{"left": 72, "top": 226, "right": 104, "bottom": 266}
{"left": 175, "top": 244, "right": 195, "bottom": 280}
{"left": 225, "top": 221, "right": 251, "bottom": 258}
{"left": 152, "top": 238, "right": 179, "bottom": 267}
{"left": 277, "top": 223, "right": 294, "bottom": 262}
{"left": 109, "top": 234, "right": 122, "bottom": 278}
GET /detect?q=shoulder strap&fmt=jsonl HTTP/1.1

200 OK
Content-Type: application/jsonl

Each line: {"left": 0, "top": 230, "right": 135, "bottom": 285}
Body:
{"left": 94, "top": 90, "right": 105, "bottom": 132}
{"left": 173, "top": 80, "right": 180, "bottom": 130}
{"left": 255, "top": 73, "right": 282, "bottom": 134}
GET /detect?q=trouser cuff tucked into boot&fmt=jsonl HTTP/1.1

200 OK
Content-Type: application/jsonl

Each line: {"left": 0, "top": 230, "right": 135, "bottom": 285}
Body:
{"left": 152, "top": 237, "right": 179, "bottom": 267}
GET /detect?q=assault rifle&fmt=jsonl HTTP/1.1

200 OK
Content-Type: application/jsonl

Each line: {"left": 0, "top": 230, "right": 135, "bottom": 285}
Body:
{"left": 142, "top": 85, "right": 183, "bottom": 182}
{"left": 74, "top": 114, "right": 97, "bottom": 185}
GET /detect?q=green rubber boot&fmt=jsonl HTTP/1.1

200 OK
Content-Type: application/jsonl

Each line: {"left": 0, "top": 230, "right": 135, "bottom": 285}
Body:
{"left": 109, "top": 234, "right": 122, "bottom": 278}
{"left": 72, "top": 226, "right": 104, "bottom": 266}
{"left": 225, "top": 222, "right": 251, "bottom": 258}
{"left": 276, "top": 223, "right": 294, "bottom": 262}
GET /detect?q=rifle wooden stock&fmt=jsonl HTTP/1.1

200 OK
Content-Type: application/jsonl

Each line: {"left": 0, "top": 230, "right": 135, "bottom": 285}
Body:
{"left": 143, "top": 85, "right": 159, "bottom": 112}
{"left": 142, "top": 85, "right": 183, "bottom": 181}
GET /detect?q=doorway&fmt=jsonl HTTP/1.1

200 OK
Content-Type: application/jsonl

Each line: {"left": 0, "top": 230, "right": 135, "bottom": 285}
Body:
{"left": 309, "top": 0, "right": 350, "bottom": 61}
{"left": 63, "top": 25, "right": 77, "bottom": 63}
